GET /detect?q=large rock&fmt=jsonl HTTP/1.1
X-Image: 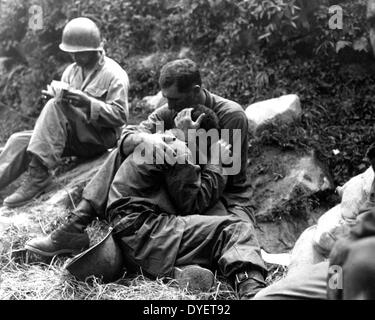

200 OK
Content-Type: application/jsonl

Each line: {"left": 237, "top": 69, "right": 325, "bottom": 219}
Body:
{"left": 249, "top": 147, "right": 333, "bottom": 221}
{"left": 248, "top": 147, "right": 334, "bottom": 253}
{"left": 47, "top": 152, "right": 110, "bottom": 207}
{"left": 245, "top": 94, "right": 302, "bottom": 135}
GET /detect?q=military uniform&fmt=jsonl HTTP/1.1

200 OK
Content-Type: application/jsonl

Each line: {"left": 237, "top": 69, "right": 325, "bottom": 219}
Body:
{"left": 84, "top": 89, "right": 253, "bottom": 217}
{"left": 0, "top": 52, "right": 129, "bottom": 190}
{"left": 81, "top": 89, "right": 266, "bottom": 277}
{"left": 106, "top": 137, "right": 266, "bottom": 278}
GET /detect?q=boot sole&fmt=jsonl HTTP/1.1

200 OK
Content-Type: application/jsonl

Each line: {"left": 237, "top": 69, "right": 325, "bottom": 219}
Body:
{"left": 24, "top": 244, "right": 86, "bottom": 257}
{"left": 3, "top": 181, "right": 53, "bottom": 208}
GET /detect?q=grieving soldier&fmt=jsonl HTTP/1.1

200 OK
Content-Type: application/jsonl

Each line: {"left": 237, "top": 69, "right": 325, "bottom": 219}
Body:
{"left": 101, "top": 105, "right": 266, "bottom": 299}
{"left": 0, "top": 17, "right": 129, "bottom": 208}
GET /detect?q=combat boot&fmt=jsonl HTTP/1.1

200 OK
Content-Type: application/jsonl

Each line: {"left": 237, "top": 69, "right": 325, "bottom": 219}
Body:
{"left": 173, "top": 265, "right": 215, "bottom": 292}
{"left": 25, "top": 203, "right": 95, "bottom": 256}
{"left": 234, "top": 269, "right": 267, "bottom": 299}
{"left": 3, "top": 156, "right": 52, "bottom": 208}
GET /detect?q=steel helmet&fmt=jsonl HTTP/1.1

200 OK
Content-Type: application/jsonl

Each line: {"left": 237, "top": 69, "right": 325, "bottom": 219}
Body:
{"left": 64, "top": 230, "right": 125, "bottom": 283}
{"left": 59, "top": 17, "right": 102, "bottom": 53}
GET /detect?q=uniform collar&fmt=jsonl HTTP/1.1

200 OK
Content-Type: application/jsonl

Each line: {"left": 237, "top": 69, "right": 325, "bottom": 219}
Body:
{"left": 79, "top": 51, "right": 105, "bottom": 90}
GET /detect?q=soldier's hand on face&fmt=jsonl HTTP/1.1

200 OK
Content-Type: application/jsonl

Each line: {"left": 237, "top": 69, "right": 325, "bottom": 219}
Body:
{"left": 174, "top": 108, "right": 205, "bottom": 133}
{"left": 63, "top": 89, "right": 91, "bottom": 110}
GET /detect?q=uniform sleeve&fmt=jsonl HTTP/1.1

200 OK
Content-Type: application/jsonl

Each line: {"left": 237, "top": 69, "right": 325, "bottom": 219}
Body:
{"left": 124, "top": 106, "right": 167, "bottom": 136}
{"left": 118, "top": 106, "right": 169, "bottom": 157}
{"left": 165, "top": 160, "right": 228, "bottom": 216}
{"left": 89, "top": 75, "right": 129, "bottom": 128}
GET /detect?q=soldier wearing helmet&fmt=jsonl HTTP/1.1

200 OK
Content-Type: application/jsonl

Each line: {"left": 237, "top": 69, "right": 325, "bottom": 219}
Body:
{"left": 0, "top": 17, "right": 129, "bottom": 208}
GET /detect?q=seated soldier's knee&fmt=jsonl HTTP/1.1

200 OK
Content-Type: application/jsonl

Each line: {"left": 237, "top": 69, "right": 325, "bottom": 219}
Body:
{"left": 343, "top": 237, "right": 375, "bottom": 299}
{"left": 38, "top": 98, "right": 66, "bottom": 120}
{"left": 43, "top": 98, "right": 59, "bottom": 111}
{"left": 6, "top": 131, "right": 32, "bottom": 148}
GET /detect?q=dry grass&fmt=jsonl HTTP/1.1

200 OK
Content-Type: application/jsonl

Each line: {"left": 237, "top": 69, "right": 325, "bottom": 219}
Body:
{"left": 0, "top": 207, "right": 244, "bottom": 300}
{"left": 0, "top": 256, "right": 238, "bottom": 300}
{"left": 0, "top": 251, "right": 238, "bottom": 300}
{"left": 0, "top": 197, "right": 287, "bottom": 300}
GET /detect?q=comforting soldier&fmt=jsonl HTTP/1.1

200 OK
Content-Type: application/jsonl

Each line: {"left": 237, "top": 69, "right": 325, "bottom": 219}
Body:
{"left": 100, "top": 105, "right": 266, "bottom": 299}
{"left": 0, "top": 17, "right": 129, "bottom": 208}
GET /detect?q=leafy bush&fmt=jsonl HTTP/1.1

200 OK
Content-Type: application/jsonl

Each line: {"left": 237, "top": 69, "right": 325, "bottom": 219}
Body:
{"left": 0, "top": 0, "right": 374, "bottom": 186}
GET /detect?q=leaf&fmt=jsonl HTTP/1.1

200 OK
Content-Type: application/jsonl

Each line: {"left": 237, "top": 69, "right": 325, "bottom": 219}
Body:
{"left": 352, "top": 37, "right": 369, "bottom": 52}
{"left": 335, "top": 40, "right": 352, "bottom": 53}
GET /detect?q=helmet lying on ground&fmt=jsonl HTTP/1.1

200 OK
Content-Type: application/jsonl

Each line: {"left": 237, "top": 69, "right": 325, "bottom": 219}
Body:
{"left": 64, "top": 229, "right": 124, "bottom": 283}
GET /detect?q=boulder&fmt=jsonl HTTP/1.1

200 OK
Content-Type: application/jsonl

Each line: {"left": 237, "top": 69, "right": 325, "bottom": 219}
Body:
{"left": 245, "top": 94, "right": 302, "bottom": 135}
{"left": 249, "top": 147, "right": 334, "bottom": 253}
{"left": 47, "top": 152, "right": 110, "bottom": 207}
{"left": 249, "top": 147, "right": 333, "bottom": 221}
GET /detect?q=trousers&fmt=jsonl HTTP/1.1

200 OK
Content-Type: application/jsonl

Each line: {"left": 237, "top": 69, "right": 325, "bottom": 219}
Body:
{"left": 112, "top": 204, "right": 267, "bottom": 279}
{"left": 0, "top": 98, "right": 117, "bottom": 189}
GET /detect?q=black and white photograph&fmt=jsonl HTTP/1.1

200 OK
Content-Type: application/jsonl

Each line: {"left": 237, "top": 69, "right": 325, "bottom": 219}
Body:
{"left": 0, "top": 0, "right": 374, "bottom": 307}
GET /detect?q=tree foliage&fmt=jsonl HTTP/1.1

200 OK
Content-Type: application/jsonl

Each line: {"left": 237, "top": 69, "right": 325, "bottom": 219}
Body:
{"left": 0, "top": 0, "right": 374, "bottom": 185}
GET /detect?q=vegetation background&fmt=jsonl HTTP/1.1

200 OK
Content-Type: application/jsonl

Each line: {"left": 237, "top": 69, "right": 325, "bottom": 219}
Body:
{"left": 0, "top": 0, "right": 374, "bottom": 300}
{"left": 1, "top": 0, "right": 373, "bottom": 187}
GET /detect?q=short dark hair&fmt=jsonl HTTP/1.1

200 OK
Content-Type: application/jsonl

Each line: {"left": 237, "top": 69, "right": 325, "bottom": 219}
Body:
{"left": 191, "top": 104, "right": 220, "bottom": 132}
{"left": 159, "top": 59, "right": 202, "bottom": 93}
